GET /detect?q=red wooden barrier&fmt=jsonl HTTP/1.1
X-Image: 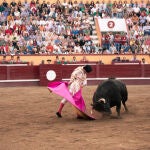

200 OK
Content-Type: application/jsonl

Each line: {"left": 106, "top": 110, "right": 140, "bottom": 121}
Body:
{"left": 0, "top": 66, "right": 7, "bottom": 80}
{"left": 143, "top": 65, "right": 150, "bottom": 77}
{"left": 39, "top": 64, "right": 62, "bottom": 86}
{"left": 0, "top": 64, "right": 150, "bottom": 86}
{"left": 0, "top": 65, "right": 39, "bottom": 80}
{"left": 39, "top": 64, "right": 150, "bottom": 86}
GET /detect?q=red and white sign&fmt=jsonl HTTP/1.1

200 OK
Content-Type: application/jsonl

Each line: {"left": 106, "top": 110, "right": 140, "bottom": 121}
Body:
{"left": 97, "top": 19, "right": 128, "bottom": 32}
{"left": 107, "top": 21, "right": 115, "bottom": 28}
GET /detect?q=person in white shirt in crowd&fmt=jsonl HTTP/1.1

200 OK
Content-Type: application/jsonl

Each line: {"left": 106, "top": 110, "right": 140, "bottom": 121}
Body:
{"left": 74, "top": 43, "right": 82, "bottom": 53}
{"left": 109, "top": 43, "right": 118, "bottom": 54}
{"left": 91, "top": 4, "right": 97, "bottom": 16}
{"left": 132, "top": 3, "right": 141, "bottom": 16}
{"left": 139, "top": 0, "right": 146, "bottom": 10}
{"left": 53, "top": 43, "right": 62, "bottom": 54}
{"left": 100, "top": 0, "right": 107, "bottom": 11}
{"left": 146, "top": 13, "right": 150, "bottom": 23}
{"left": 95, "top": 1, "right": 100, "bottom": 10}
{"left": 23, "top": 0, "right": 29, "bottom": 9}
{"left": 14, "top": 8, "right": 21, "bottom": 18}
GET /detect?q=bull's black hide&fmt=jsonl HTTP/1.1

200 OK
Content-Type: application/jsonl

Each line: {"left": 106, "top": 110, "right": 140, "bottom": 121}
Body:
{"left": 92, "top": 78, "right": 128, "bottom": 118}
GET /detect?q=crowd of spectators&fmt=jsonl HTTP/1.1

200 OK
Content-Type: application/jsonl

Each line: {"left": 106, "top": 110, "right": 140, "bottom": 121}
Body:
{"left": 0, "top": 0, "right": 150, "bottom": 56}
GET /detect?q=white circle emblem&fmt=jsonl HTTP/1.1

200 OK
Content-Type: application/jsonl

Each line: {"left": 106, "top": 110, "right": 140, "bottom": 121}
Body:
{"left": 46, "top": 70, "right": 56, "bottom": 81}
{"left": 107, "top": 21, "right": 115, "bottom": 28}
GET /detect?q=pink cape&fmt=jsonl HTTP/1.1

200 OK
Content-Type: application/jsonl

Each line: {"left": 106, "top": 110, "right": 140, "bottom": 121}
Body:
{"left": 47, "top": 81, "right": 86, "bottom": 112}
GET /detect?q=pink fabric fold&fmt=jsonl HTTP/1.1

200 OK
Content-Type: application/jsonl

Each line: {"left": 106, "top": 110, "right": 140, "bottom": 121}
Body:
{"left": 47, "top": 81, "right": 86, "bottom": 112}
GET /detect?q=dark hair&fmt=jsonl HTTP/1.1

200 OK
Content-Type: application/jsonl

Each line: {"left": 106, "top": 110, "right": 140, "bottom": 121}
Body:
{"left": 83, "top": 65, "right": 92, "bottom": 73}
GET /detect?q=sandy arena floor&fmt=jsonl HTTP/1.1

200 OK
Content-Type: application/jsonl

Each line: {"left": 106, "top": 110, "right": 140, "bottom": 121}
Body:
{"left": 0, "top": 85, "right": 150, "bottom": 150}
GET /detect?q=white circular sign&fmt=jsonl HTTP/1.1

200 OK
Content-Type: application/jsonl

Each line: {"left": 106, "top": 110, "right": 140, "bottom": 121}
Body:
{"left": 107, "top": 21, "right": 115, "bottom": 28}
{"left": 46, "top": 70, "right": 56, "bottom": 81}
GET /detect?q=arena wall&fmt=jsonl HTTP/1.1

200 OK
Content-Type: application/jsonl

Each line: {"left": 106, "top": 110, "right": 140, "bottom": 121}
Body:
{"left": 39, "top": 64, "right": 150, "bottom": 86}
{"left": 0, "top": 63, "right": 150, "bottom": 86}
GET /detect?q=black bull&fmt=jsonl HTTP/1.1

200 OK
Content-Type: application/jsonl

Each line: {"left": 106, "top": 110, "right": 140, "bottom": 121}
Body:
{"left": 92, "top": 78, "right": 128, "bottom": 117}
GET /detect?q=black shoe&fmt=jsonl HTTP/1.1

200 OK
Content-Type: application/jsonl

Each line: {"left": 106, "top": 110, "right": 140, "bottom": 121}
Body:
{"left": 76, "top": 115, "right": 84, "bottom": 119}
{"left": 56, "top": 112, "right": 62, "bottom": 118}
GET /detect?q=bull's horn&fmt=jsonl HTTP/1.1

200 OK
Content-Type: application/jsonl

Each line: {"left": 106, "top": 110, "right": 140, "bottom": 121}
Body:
{"left": 98, "top": 98, "right": 106, "bottom": 103}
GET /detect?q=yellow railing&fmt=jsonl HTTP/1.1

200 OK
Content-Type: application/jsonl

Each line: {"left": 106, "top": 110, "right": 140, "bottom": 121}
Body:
{"left": 0, "top": 54, "right": 149, "bottom": 65}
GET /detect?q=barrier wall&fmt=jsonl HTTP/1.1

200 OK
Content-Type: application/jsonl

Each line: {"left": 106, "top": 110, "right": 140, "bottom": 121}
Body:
{"left": 39, "top": 64, "right": 63, "bottom": 86}
{"left": 0, "top": 65, "right": 39, "bottom": 80}
{"left": 0, "top": 64, "right": 150, "bottom": 86}
{"left": 0, "top": 64, "right": 39, "bottom": 86}
{"left": 39, "top": 64, "right": 150, "bottom": 86}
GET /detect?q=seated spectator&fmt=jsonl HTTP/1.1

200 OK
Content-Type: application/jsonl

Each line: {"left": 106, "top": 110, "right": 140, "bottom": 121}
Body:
{"left": 5, "top": 27, "right": 13, "bottom": 35}
{"left": 9, "top": 55, "right": 16, "bottom": 64}
{"left": 112, "top": 57, "right": 121, "bottom": 63}
{"left": 121, "top": 43, "right": 131, "bottom": 54}
{"left": 0, "top": 55, "right": 8, "bottom": 64}
{"left": 16, "top": 55, "right": 28, "bottom": 64}
{"left": 143, "top": 22, "right": 150, "bottom": 36}
{"left": 53, "top": 43, "right": 62, "bottom": 54}
{"left": 80, "top": 55, "right": 88, "bottom": 62}
{"left": 54, "top": 35, "right": 62, "bottom": 45}
{"left": 90, "top": 43, "right": 96, "bottom": 53}
{"left": 47, "top": 59, "right": 51, "bottom": 64}
{"left": 130, "top": 43, "right": 138, "bottom": 54}
{"left": 26, "top": 41, "right": 35, "bottom": 54}
{"left": 2, "top": 0, "right": 8, "bottom": 8}
{"left": 97, "top": 60, "right": 104, "bottom": 64}
{"left": 54, "top": 55, "right": 61, "bottom": 64}
{"left": 14, "top": 8, "right": 21, "bottom": 18}
{"left": 41, "top": 60, "right": 45, "bottom": 65}
{"left": 114, "top": 33, "right": 121, "bottom": 53}
{"left": 70, "top": 56, "right": 77, "bottom": 63}
{"left": 46, "top": 42, "right": 54, "bottom": 54}
{"left": 39, "top": 45, "right": 46, "bottom": 54}
{"left": 30, "top": 0, "right": 37, "bottom": 14}
{"left": 146, "top": 14, "right": 150, "bottom": 24}
{"left": 120, "top": 33, "right": 128, "bottom": 45}
{"left": 131, "top": 13, "right": 139, "bottom": 24}
{"left": 61, "top": 57, "right": 68, "bottom": 64}
{"left": 1, "top": 42, "right": 9, "bottom": 55}
{"left": 141, "top": 58, "right": 148, "bottom": 64}
{"left": 141, "top": 40, "right": 150, "bottom": 54}
{"left": 10, "top": 0, "right": 17, "bottom": 8}
{"left": 94, "top": 43, "right": 102, "bottom": 54}
{"left": 130, "top": 54, "right": 140, "bottom": 62}
{"left": 139, "top": 13, "right": 147, "bottom": 26}
{"left": 16, "top": 56, "right": 22, "bottom": 63}
{"left": 109, "top": 44, "right": 118, "bottom": 54}
{"left": 74, "top": 43, "right": 82, "bottom": 53}
{"left": 121, "top": 57, "right": 129, "bottom": 62}
{"left": 125, "top": 15, "right": 133, "bottom": 30}
{"left": 84, "top": 33, "right": 91, "bottom": 42}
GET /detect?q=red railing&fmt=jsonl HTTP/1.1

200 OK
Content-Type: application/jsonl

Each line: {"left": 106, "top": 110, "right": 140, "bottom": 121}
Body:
{"left": 0, "top": 64, "right": 150, "bottom": 86}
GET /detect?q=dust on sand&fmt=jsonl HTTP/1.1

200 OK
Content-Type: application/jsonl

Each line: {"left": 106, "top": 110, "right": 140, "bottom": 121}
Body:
{"left": 0, "top": 85, "right": 150, "bottom": 150}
